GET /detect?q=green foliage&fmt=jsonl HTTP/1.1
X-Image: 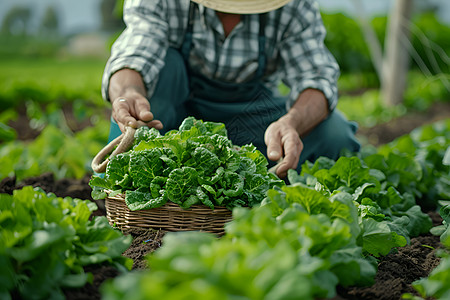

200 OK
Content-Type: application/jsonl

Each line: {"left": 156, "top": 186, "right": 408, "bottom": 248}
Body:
{"left": 102, "top": 205, "right": 376, "bottom": 300}
{"left": 0, "top": 119, "right": 110, "bottom": 181}
{"left": 286, "top": 120, "right": 449, "bottom": 255}
{"left": 377, "top": 119, "right": 450, "bottom": 210}
{"left": 0, "top": 55, "right": 106, "bottom": 109}
{"left": 322, "top": 13, "right": 375, "bottom": 73}
{"left": 323, "top": 12, "right": 450, "bottom": 75}
{"left": 337, "top": 72, "right": 449, "bottom": 128}
{"left": 0, "top": 123, "right": 17, "bottom": 142}
{"left": 403, "top": 71, "right": 450, "bottom": 110}
{"left": 99, "top": 120, "right": 448, "bottom": 300}
{"left": 0, "top": 186, "right": 132, "bottom": 300}
{"left": 286, "top": 154, "right": 432, "bottom": 256}
{"left": 90, "top": 117, "right": 285, "bottom": 210}
{"left": 0, "top": 34, "right": 64, "bottom": 59}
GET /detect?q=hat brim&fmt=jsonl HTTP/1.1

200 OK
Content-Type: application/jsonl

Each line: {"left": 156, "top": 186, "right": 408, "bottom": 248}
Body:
{"left": 191, "top": 0, "right": 292, "bottom": 14}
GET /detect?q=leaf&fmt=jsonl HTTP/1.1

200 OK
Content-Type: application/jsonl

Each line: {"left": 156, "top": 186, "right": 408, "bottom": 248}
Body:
{"left": 443, "top": 146, "right": 450, "bottom": 166}
{"left": 282, "top": 185, "right": 332, "bottom": 216}
{"left": 133, "top": 126, "right": 161, "bottom": 145}
{"left": 125, "top": 190, "right": 168, "bottom": 210}
{"left": 129, "top": 148, "right": 164, "bottom": 188}
{"left": 185, "top": 147, "right": 221, "bottom": 176}
{"left": 204, "top": 120, "right": 228, "bottom": 137}
{"left": 150, "top": 176, "right": 167, "bottom": 198}
{"left": 222, "top": 171, "right": 244, "bottom": 197}
{"left": 166, "top": 167, "right": 199, "bottom": 205}
{"left": 361, "top": 218, "right": 407, "bottom": 257}
{"left": 197, "top": 187, "right": 214, "bottom": 209}
{"left": 243, "top": 173, "right": 269, "bottom": 206}
{"left": 330, "top": 156, "right": 371, "bottom": 190}
{"left": 106, "top": 152, "right": 131, "bottom": 186}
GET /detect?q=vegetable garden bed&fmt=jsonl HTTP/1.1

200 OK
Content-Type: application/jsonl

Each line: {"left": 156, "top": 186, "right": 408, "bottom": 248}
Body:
{"left": 0, "top": 173, "right": 443, "bottom": 300}
{"left": 1, "top": 101, "right": 449, "bottom": 300}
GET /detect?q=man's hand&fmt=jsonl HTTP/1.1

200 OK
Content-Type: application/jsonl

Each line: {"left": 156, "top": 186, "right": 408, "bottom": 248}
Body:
{"left": 265, "top": 116, "right": 303, "bottom": 178}
{"left": 109, "top": 68, "right": 163, "bottom": 132}
{"left": 264, "top": 88, "right": 330, "bottom": 178}
{"left": 111, "top": 93, "right": 163, "bottom": 132}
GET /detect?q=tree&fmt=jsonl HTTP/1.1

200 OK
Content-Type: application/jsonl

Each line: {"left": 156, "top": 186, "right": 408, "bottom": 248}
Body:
{"left": 382, "top": 0, "right": 413, "bottom": 106}
{"left": 1, "top": 6, "right": 31, "bottom": 35}
{"left": 350, "top": 0, "right": 413, "bottom": 106}
{"left": 40, "top": 6, "right": 60, "bottom": 35}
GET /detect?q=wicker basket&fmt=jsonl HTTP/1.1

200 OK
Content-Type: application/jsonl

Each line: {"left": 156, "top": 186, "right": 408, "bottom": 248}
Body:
{"left": 105, "top": 192, "right": 233, "bottom": 236}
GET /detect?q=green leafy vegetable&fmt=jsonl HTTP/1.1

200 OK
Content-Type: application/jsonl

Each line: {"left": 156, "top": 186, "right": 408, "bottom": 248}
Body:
{"left": 90, "top": 117, "right": 284, "bottom": 210}
{"left": 0, "top": 186, "right": 132, "bottom": 300}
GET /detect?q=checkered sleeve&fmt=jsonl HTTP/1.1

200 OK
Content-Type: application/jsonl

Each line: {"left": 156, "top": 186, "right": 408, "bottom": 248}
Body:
{"left": 279, "top": 0, "right": 340, "bottom": 111}
{"left": 101, "top": 0, "right": 169, "bottom": 101}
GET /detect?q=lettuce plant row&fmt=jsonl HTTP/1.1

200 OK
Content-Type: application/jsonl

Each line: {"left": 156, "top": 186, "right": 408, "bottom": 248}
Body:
{"left": 0, "top": 187, "right": 133, "bottom": 300}
{"left": 100, "top": 120, "right": 449, "bottom": 299}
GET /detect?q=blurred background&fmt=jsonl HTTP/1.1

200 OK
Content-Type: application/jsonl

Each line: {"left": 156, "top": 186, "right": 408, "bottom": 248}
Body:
{"left": 0, "top": 0, "right": 449, "bottom": 182}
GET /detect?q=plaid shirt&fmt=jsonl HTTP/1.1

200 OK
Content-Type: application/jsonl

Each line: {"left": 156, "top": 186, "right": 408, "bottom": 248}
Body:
{"left": 102, "top": 0, "right": 340, "bottom": 110}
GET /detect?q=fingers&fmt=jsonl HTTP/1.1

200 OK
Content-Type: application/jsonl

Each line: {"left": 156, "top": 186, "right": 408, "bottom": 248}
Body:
{"left": 276, "top": 132, "right": 303, "bottom": 178}
{"left": 133, "top": 99, "right": 153, "bottom": 122}
{"left": 112, "top": 98, "right": 137, "bottom": 132}
{"left": 265, "top": 120, "right": 303, "bottom": 179}
{"left": 265, "top": 124, "right": 283, "bottom": 161}
{"left": 112, "top": 96, "right": 163, "bottom": 132}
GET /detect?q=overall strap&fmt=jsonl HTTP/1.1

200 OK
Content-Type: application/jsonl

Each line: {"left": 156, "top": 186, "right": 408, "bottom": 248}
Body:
{"left": 180, "top": 2, "right": 196, "bottom": 63}
{"left": 256, "top": 13, "right": 267, "bottom": 78}
{"left": 180, "top": 2, "right": 268, "bottom": 78}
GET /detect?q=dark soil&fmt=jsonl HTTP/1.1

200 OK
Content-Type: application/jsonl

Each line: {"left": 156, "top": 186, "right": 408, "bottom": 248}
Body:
{"left": 1, "top": 100, "right": 449, "bottom": 299}
{"left": 356, "top": 101, "right": 450, "bottom": 146}
{"left": 336, "top": 233, "right": 442, "bottom": 300}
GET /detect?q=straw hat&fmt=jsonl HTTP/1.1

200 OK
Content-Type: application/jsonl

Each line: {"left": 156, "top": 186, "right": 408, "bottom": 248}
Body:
{"left": 191, "top": 0, "right": 293, "bottom": 14}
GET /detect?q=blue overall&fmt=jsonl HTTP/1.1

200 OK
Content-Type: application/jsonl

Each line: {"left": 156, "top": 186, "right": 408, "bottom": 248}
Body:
{"left": 107, "top": 2, "right": 360, "bottom": 171}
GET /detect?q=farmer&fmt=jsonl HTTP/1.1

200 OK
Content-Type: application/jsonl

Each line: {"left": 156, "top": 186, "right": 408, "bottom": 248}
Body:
{"left": 102, "top": 0, "right": 360, "bottom": 178}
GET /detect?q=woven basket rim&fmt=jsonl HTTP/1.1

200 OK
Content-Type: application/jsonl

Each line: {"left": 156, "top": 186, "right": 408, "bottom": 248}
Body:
{"left": 103, "top": 189, "right": 233, "bottom": 235}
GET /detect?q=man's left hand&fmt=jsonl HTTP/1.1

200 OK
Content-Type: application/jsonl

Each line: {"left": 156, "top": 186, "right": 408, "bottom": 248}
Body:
{"left": 264, "top": 116, "right": 303, "bottom": 178}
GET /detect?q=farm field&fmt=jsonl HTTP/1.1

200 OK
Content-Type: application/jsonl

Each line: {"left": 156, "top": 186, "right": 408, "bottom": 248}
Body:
{"left": 1, "top": 9, "right": 450, "bottom": 300}
{"left": 1, "top": 105, "right": 449, "bottom": 300}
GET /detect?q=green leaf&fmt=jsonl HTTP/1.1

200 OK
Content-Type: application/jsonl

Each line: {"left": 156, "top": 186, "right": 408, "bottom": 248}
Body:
{"left": 106, "top": 152, "right": 131, "bottom": 186}
{"left": 166, "top": 167, "right": 199, "bottom": 205}
{"left": 185, "top": 147, "right": 221, "bottom": 176}
{"left": 330, "top": 156, "right": 371, "bottom": 189}
{"left": 243, "top": 173, "right": 269, "bottom": 206}
{"left": 282, "top": 185, "right": 331, "bottom": 216}
{"left": 133, "top": 126, "right": 161, "bottom": 145}
{"left": 222, "top": 171, "right": 244, "bottom": 197}
{"left": 0, "top": 122, "right": 17, "bottom": 142}
{"left": 361, "top": 218, "right": 407, "bottom": 257}
{"left": 443, "top": 146, "right": 450, "bottom": 166}
{"left": 129, "top": 148, "right": 164, "bottom": 188}
{"left": 125, "top": 190, "right": 168, "bottom": 211}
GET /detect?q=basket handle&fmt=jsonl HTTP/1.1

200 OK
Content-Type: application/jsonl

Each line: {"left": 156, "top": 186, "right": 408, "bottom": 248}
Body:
{"left": 91, "top": 121, "right": 146, "bottom": 173}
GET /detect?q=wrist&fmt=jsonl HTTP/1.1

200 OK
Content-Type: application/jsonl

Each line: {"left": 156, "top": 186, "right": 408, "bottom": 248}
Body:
{"left": 283, "top": 89, "right": 329, "bottom": 137}
{"left": 109, "top": 68, "right": 147, "bottom": 102}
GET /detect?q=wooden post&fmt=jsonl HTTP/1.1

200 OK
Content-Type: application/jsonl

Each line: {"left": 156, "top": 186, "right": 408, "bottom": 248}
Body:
{"left": 350, "top": 0, "right": 384, "bottom": 81}
{"left": 382, "top": 0, "right": 414, "bottom": 106}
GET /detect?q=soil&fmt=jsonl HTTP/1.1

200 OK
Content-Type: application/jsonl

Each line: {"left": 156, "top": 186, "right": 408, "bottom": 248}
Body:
{"left": 1, "top": 100, "right": 449, "bottom": 299}
{"left": 356, "top": 101, "right": 450, "bottom": 146}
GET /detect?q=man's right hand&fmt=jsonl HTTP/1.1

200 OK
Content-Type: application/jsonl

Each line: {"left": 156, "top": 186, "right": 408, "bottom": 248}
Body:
{"left": 111, "top": 93, "right": 163, "bottom": 132}
{"left": 109, "top": 68, "right": 163, "bottom": 133}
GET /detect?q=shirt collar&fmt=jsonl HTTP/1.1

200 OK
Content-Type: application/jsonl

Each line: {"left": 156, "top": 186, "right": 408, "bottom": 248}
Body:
{"left": 198, "top": 4, "right": 246, "bottom": 39}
